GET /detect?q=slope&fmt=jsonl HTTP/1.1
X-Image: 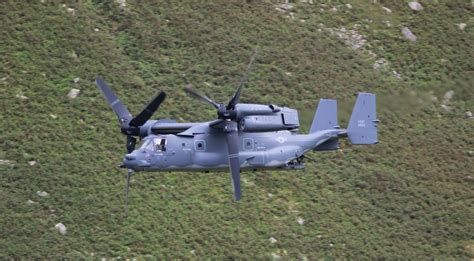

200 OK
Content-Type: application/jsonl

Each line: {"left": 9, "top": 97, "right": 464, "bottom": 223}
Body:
{"left": 0, "top": 0, "right": 473, "bottom": 259}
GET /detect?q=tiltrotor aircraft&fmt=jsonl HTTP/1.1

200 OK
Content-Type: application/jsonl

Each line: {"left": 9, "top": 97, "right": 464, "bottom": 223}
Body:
{"left": 95, "top": 51, "right": 379, "bottom": 203}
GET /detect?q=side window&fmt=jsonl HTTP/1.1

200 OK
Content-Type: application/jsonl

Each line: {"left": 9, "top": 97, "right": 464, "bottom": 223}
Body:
{"left": 154, "top": 138, "right": 167, "bottom": 152}
{"left": 194, "top": 140, "right": 206, "bottom": 151}
{"left": 243, "top": 138, "right": 254, "bottom": 151}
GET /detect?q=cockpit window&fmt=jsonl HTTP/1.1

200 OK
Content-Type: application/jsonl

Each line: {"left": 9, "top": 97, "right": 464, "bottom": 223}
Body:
{"left": 138, "top": 139, "right": 153, "bottom": 150}
{"left": 138, "top": 138, "right": 167, "bottom": 152}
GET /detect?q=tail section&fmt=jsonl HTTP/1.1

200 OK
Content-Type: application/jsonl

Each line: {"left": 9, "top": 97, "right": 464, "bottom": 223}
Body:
{"left": 310, "top": 99, "right": 339, "bottom": 151}
{"left": 347, "top": 93, "right": 379, "bottom": 144}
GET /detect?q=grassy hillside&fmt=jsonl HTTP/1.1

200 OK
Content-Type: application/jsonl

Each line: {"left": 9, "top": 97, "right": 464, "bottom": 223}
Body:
{"left": 1, "top": 0, "right": 473, "bottom": 259}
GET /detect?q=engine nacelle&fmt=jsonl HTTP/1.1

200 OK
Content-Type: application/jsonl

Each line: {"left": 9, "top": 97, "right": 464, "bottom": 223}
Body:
{"left": 235, "top": 104, "right": 275, "bottom": 119}
{"left": 239, "top": 107, "right": 300, "bottom": 132}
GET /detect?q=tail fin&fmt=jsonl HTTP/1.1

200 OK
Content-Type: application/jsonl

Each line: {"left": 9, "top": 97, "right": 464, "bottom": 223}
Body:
{"left": 310, "top": 99, "right": 339, "bottom": 151}
{"left": 310, "top": 99, "right": 338, "bottom": 133}
{"left": 347, "top": 93, "right": 379, "bottom": 144}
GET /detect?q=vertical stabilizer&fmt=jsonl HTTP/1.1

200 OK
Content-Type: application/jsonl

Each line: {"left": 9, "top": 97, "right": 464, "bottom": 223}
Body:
{"left": 347, "top": 93, "right": 379, "bottom": 144}
{"left": 310, "top": 99, "right": 338, "bottom": 133}
{"left": 310, "top": 99, "right": 339, "bottom": 150}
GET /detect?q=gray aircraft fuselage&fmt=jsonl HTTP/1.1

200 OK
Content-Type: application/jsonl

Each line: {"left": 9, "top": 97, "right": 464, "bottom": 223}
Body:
{"left": 123, "top": 123, "right": 345, "bottom": 172}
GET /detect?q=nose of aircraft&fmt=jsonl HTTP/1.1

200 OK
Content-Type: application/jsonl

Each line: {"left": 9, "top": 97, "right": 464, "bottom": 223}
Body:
{"left": 121, "top": 151, "right": 151, "bottom": 169}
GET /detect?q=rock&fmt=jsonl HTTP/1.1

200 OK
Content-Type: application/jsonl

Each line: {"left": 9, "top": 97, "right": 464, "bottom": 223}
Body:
{"left": 73, "top": 77, "right": 80, "bottom": 83}
{"left": 66, "top": 7, "right": 75, "bottom": 15}
{"left": 67, "top": 88, "right": 80, "bottom": 99}
{"left": 329, "top": 27, "right": 367, "bottom": 50}
{"left": 329, "top": 243, "right": 334, "bottom": 247}
{"left": 346, "top": 4, "right": 352, "bottom": 9}
{"left": 269, "top": 237, "right": 278, "bottom": 244}
{"left": 402, "top": 27, "right": 417, "bottom": 42}
{"left": 27, "top": 200, "right": 36, "bottom": 205}
{"left": 190, "top": 250, "right": 196, "bottom": 255}
{"left": 331, "top": 7, "right": 338, "bottom": 12}
{"left": 382, "top": 6, "right": 392, "bottom": 13}
{"left": 36, "top": 191, "right": 49, "bottom": 197}
{"left": 392, "top": 70, "right": 402, "bottom": 79}
{"left": 50, "top": 114, "right": 58, "bottom": 119}
{"left": 268, "top": 193, "right": 273, "bottom": 198}
{"left": 316, "top": 235, "right": 322, "bottom": 239}
{"left": 408, "top": 1, "right": 423, "bottom": 11}
{"left": 0, "top": 159, "right": 14, "bottom": 166}
{"left": 271, "top": 253, "right": 281, "bottom": 260}
{"left": 297, "top": 217, "right": 305, "bottom": 225}
{"left": 465, "top": 111, "right": 473, "bottom": 118}
{"left": 275, "top": 3, "right": 293, "bottom": 13}
{"left": 28, "top": 160, "right": 36, "bottom": 166}
{"left": 458, "top": 23, "right": 467, "bottom": 30}
{"left": 70, "top": 50, "right": 78, "bottom": 59}
{"left": 373, "top": 58, "right": 388, "bottom": 70}
{"left": 55, "top": 223, "right": 67, "bottom": 235}
{"left": 441, "top": 104, "right": 451, "bottom": 112}
{"left": 94, "top": 28, "right": 100, "bottom": 32}
{"left": 115, "top": 0, "right": 126, "bottom": 8}
{"left": 16, "top": 92, "right": 28, "bottom": 100}
{"left": 442, "top": 90, "right": 454, "bottom": 104}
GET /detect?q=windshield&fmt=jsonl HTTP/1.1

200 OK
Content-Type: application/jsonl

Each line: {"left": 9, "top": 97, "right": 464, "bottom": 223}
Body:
{"left": 138, "top": 139, "right": 153, "bottom": 150}
{"left": 137, "top": 138, "right": 167, "bottom": 151}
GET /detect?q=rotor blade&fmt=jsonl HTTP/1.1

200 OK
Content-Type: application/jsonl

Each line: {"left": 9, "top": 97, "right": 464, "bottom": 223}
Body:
{"left": 125, "top": 168, "right": 133, "bottom": 215}
{"left": 224, "top": 121, "right": 242, "bottom": 201}
{"left": 227, "top": 49, "right": 258, "bottom": 110}
{"left": 184, "top": 84, "right": 220, "bottom": 109}
{"left": 95, "top": 77, "right": 133, "bottom": 125}
{"left": 129, "top": 91, "right": 166, "bottom": 127}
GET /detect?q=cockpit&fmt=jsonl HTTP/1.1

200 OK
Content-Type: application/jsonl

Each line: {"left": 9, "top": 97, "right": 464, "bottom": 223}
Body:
{"left": 138, "top": 137, "right": 167, "bottom": 152}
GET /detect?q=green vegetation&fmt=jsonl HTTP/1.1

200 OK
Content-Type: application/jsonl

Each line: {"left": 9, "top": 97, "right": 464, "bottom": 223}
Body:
{"left": 1, "top": 0, "right": 472, "bottom": 259}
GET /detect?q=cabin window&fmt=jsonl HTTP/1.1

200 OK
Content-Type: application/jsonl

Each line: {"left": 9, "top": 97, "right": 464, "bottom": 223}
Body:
{"left": 194, "top": 140, "right": 206, "bottom": 151}
{"left": 154, "top": 138, "right": 167, "bottom": 152}
{"left": 243, "top": 138, "right": 254, "bottom": 151}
